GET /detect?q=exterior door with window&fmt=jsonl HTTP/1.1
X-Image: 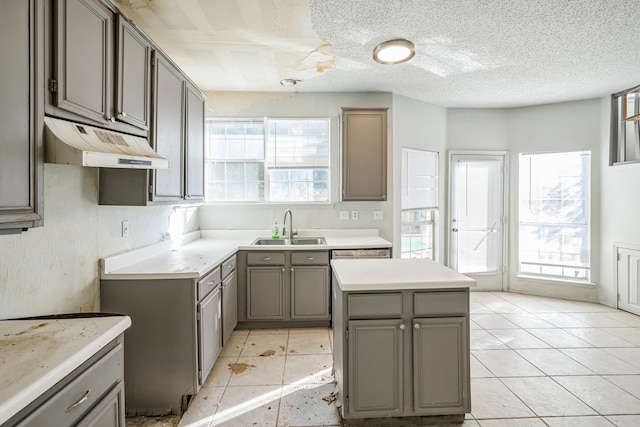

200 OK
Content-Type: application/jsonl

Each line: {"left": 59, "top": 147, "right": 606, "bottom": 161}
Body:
{"left": 449, "top": 152, "right": 506, "bottom": 291}
{"left": 616, "top": 246, "right": 640, "bottom": 316}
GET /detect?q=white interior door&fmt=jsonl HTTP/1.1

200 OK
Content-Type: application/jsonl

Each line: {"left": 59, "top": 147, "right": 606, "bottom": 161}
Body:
{"left": 449, "top": 152, "right": 506, "bottom": 291}
{"left": 617, "top": 246, "right": 640, "bottom": 316}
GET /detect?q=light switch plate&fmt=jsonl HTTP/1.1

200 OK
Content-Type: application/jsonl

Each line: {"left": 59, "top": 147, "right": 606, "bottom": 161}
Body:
{"left": 339, "top": 210, "right": 350, "bottom": 220}
{"left": 351, "top": 210, "right": 359, "bottom": 220}
{"left": 373, "top": 210, "right": 383, "bottom": 220}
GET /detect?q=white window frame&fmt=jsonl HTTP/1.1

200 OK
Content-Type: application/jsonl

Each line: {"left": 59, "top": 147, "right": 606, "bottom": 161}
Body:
{"left": 204, "top": 117, "right": 331, "bottom": 204}
{"left": 518, "top": 150, "right": 591, "bottom": 282}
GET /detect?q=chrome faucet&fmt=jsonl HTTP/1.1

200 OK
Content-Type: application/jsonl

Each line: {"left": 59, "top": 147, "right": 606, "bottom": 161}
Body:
{"left": 282, "top": 209, "right": 296, "bottom": 240}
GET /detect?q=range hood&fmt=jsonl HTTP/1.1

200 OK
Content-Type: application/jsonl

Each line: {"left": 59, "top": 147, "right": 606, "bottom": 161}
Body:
{"left": 44, "top": 117, "right": 169, "bottom": 169}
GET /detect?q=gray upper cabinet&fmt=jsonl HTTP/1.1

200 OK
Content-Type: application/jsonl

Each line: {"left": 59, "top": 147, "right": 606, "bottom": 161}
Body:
{"left": 185, "top": 82, "right": 205, "bottom": 200}
{"left": 341, "top": 108, "right": 388, "bottom": 201}
{"left": 151, "top": 51, "right": 184, "bottom": 202}
{"left": 115, "top": 15, "right": 151, "bottom": 130}
{"left": 99, "top": 52, "right": 205, "bottom": 205}
{"left": 49, "top": 0, "right": 152, "bottom": 137}
{"left": 0, "top": 0, "right": 44, "bottom": 234}
{"left": 52, "top": 0, "right": 114, "bottom": 125}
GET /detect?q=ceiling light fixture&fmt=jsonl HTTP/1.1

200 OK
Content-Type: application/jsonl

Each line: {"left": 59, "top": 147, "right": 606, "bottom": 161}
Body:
{"left": 280, "top": 78, "right": 298, "bottom": 87}
{"left": 373, "top": 39, "right": 415, "bottom": 64}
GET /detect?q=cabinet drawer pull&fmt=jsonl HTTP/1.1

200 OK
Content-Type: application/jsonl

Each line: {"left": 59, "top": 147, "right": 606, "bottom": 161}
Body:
{"left": 261, "top": 257, "right": 272, "bottom": 261}
{"left": 291, "top": 267, "right": 294, "bottom": 272}
{"left": 414, "top": 323, "right": 420, "bottom": 329}
{"left": 66, "top": 390, "right": 90, "bottom": 412}
{"left": 399, "top": 324, "right": 405, "bottom": 330}
{"left": 306, "top": 257, "right": 315, "bottom": 261}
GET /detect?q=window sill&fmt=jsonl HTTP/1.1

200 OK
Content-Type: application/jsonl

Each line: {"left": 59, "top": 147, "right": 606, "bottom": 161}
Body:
{"left": 516, "top": 274, "right": 596, "bottom": 288}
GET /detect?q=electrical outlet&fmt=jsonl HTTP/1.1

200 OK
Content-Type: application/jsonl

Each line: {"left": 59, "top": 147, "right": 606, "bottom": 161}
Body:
{"left": 373, "top": 210, "right": 383, "bottom": 220}
{"left": 340, "top": 210, "right": 350, "bottom": 220}
{"left": 351, "top": 210, "right": 359, "bottom": 220}
{"left": 122, "top": 220, "right": 129, "bottom": 238}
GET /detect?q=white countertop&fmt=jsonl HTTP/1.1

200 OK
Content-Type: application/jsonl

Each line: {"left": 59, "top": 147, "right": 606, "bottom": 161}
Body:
{"left": 101, "top": 229, "right": 392, "bottom": 280}
{"left": 331, "top": 258, "right": 476, "bottom": 291}
{"left": 0, "top": 315, "right": 131, "bottom": 425}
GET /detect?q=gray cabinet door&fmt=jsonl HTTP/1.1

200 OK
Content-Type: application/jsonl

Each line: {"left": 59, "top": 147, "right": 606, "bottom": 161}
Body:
{"left": 198, "top": 286, "right": 221, "bottom": 385}
{"left": 222, "top": 270, "right": 238, "bottom": 345}
{"left": 151, "top": 52, "right": 184, "bottom": 201}
{"left": 0, "top": 0, "right": 44, "bottom": 232}
{"left": 347, "top": 319, "right": 403, "bottom": 417}
{"left": 54, "top": 0, "right": 113, "bottom": 124}
{"left": 185, "top": 83, "right": 205, "bottom": 200}
{"left": 115, "top": 15, "right": 150, "bottom": 130}
{"left": 76, "top": 382, "right": 124, "bottom": 427}
{"left": 341, "top": 108, "right": 388, "bottom": 201}
{"left": 413, "top": 317, "right": 470, "bottom": 414}
{"left": 291, "top": 266, "right": 330, "bottom": 320}
{"left": 247, "top": 267, "right": 285, "bottom": 320}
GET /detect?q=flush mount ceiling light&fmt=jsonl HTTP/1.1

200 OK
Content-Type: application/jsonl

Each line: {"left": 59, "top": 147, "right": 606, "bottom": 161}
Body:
{"left": 373, "top": 39, "right": 415, "bottom": 64}
{"left": 280, "top": 78, "right": 299, "bottom": 87}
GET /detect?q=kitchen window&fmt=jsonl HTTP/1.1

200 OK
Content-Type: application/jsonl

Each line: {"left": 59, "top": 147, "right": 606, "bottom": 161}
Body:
{"left": 400, "top": 148, "right": 438, "bottom": 259}
{"left": 205, "top": 118, "right": 330, "bottom": 202}
{"left": 519, "top": 150, "right": 591, "bottom": 281}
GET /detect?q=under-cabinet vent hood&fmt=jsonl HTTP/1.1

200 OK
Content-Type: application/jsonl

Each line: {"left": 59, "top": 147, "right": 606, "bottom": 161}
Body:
{"left": 44, "top": 117, "right": 169, "bottom": 169}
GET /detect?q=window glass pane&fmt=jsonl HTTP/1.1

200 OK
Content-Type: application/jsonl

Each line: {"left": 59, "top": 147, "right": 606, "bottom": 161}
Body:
{"left": 205, "top": 118, "right": 329, "bottom": 203}
{"left": 519, "top": 151, "right": 590, "bottom": 281}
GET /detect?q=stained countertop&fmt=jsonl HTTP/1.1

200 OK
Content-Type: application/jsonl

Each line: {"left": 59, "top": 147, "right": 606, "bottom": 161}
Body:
{"left": 0, "top": 315, "right": 131, "bottom": 425}
{"left": 100, "top": 229, "right": 392, "bottom": 280}
{"left": 331, "top": 258, "right": 476, "bottom": 291}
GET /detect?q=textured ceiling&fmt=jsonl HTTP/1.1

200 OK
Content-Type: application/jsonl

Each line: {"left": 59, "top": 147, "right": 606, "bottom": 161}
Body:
{"left": 114, "top": 0, "right": 640, "bottom": 108}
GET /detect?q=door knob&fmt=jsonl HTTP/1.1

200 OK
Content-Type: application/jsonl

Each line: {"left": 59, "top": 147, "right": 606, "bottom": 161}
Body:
{"left": 452, "top": 228, "right": 459, "bottom": 232}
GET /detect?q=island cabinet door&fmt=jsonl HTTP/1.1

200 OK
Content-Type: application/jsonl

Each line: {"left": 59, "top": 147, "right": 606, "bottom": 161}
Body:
{"left": 413, "top": 317, "right": 470, "bottom": 415}
{"left": 347, "top": 319, "right": 404, "bottom": 417}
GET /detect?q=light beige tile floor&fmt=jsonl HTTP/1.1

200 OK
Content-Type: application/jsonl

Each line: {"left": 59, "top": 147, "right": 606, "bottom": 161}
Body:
{"left": 127, "top": 292, "right": 640, "bottom": 427}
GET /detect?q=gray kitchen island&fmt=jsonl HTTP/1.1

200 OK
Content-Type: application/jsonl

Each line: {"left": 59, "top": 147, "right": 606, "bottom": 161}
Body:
{"left": 331, "top": 258, "right": 476, "bottom": 423}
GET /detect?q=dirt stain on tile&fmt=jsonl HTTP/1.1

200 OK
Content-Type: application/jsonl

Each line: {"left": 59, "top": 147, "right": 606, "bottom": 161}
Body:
{"left": 228, "top": 362, "right": 255, "bottom": 374}
{"left": 260, "top": 349, "right": 276, "bottom": 357}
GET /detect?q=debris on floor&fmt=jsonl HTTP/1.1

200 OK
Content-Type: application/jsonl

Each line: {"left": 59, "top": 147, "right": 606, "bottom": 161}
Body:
{"left": 280, "top": 345, "right": 286, "bottom": 351}
{"left": 260, "top": 349, "right": 276, "bottom": 356}
{"left": 125, "top": 415, "right": 181, "bottom": 426}
{"left": 228, "top": 362, "right": 255, "bottom": 374}
{"left": 321, "top": 392, "right": 337, "bottom": 405}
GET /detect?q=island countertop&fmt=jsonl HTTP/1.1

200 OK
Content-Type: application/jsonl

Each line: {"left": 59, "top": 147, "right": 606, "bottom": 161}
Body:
{"left": 0, "top": 315, "right": 131, "bottom": 425}
{"left": 331, "top": 258, "right": 476, "bottom": 291}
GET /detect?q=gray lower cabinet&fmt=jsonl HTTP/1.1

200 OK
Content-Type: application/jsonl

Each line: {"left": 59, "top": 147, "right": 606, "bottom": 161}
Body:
{"left": 0, "top": 0, "right": 44, "bottom": 234}
{"left": 100, "top": 266, "right": 223, "bottom": 415}
{"left": 347, "top": 319, "right": 403, "bottom": 416}
{"left": 12, "top": 339, "right": 125, "bottom": 427}
{"left": 221, "top": 255, "right": 238, "bottom": 344}
{"left": 247, "top": 265, "right": 286, "bottom": 320}
{"left": 334, "top": 287, "right": 470, "bottom": 420}
{"left": 241, "top": 251, "right": 330, "bottom": 325}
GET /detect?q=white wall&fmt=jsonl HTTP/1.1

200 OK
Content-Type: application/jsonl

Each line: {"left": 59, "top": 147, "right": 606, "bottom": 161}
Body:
{"left": 598, "top": 96, "right": 640, "bottom": 306}
{"left": 0, "top": 164, "right": 197, "bottom": 319}
{"left": 199, "top": 92, "right": 397, "bottom": 241}
{"left": 445, "top": 99, "right": 602, "bottom": 302}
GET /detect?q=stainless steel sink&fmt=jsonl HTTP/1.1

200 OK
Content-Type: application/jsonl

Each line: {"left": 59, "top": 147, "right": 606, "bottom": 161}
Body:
{"left": 251, "top": 237, "right": 326, "bottom": 246}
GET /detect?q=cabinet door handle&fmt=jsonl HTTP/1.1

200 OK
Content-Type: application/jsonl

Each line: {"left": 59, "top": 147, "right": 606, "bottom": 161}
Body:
{"left": 66, "top": 390, "right": 90, "bottom": 412}
{"left": 306, "top": 257, "right": 315, "bottom": 261}
{"left": 262, "top": 257, "right": 271, "bottom": 261}
{"left": 122, "top": 111, "right": 127, "bottom": 117}
{"left": 291, "top": 267, "right": 294, "bottom": 272}
{"left": 399, "top": 324, "right": 405, "bottom": 330}
{"left": 282, "top": 268, "right": 285, "bottom": 272}
{"left": 108, "top": 117, "right": 115, "bottom": 123}
{"left": 414, "top": 323, "right": 420, "bottom": 329}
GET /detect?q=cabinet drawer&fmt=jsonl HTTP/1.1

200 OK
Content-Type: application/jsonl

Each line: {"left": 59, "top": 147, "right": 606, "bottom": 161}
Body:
{"left": 247, "top": 252, "right": 285, "bottom": 266}
{"left": 19, "top": 343, "right": 124, "bottom": 427}
{"left": 291, "top": 251, "right": 329, "bottom": 265}
{"left": 222, "top": 255, "right": 236, "bottom": 278}
{"left": 198, "top": 266, "right": 221, "bottom": 300}
{"left": 414, "top": 291, "right": 467, "bottom": 316}
{"left": 348, "top": 293, "right": 403, "bottom": 318}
